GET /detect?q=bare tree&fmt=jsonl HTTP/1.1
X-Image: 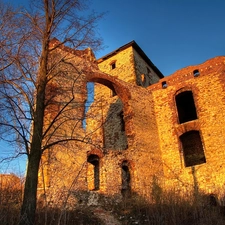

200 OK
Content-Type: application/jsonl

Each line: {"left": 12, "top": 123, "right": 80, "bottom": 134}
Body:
{"left": 0, "top": 0, "right": 103, "bottom": 224}
{"left": 0, "top": 3, "right": 23, "bottom": 72}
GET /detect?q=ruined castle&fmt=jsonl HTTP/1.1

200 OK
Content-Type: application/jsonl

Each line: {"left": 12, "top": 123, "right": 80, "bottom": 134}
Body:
{"left": 38, "top": 40, "right": 225, "bottom": 205}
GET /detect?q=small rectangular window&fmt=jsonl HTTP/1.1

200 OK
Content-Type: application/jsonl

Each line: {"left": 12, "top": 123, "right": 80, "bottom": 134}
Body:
{"left": 193, "top": 69, "right": 200, "bottom": 77}
{"left": 162, "top": 81, "right": 167, "bottom": 88}
{"left": 111, "top": 62, "right": 116, "bottom": 70}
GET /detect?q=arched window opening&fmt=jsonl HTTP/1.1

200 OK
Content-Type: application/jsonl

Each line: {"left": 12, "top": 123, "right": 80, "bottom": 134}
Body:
{"left": 121, "top": 161, "right": 131, "bottom": 197}
{"left": 180, "top": 131, "right": 206, "bottom": 167}
{"left": 176, "top": 91, "right": 197, "bottom": 124}
{"left": 87, "top": 154, "right": 100, "bottom": 190}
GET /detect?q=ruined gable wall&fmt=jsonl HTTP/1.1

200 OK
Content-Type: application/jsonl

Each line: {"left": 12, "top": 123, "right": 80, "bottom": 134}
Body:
{"left": 97, "top": 46, "right": 136, "bottom": 83}
{"left": 38, "top": 44, "right": 97, "bottom": 202}
{"left": 150, "top": 56, "right": 225, "bottom": 195}
{"left": 133, "top": 49, "right": 161, "bottom": 86}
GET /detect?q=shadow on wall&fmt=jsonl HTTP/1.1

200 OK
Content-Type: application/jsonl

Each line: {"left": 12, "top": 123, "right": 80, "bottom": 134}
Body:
{"left": 103, "top": 98, "right": 128, "bottom": 150}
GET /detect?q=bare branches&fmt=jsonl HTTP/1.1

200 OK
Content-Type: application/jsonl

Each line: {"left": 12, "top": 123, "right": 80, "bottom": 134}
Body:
{"left": 0, "top": 1, "right": 104, "bottom": 224}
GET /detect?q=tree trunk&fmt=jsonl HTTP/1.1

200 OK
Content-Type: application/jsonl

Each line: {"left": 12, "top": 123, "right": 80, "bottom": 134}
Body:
{"left": 19, "top": 43, "right": 48, "bottom": 224}
{"left": 19, "top": 146, "right": 42, "bottom": 225}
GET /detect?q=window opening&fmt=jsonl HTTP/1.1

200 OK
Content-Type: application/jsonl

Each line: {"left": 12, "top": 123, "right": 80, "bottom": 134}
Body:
{"left": 180, "top": 131, "right": 206, "bottom": 167}
{"left": 176, "top": 91, "right": 197, "bottom": 123}
{"left": 119, "top": 111, "right": 125, "bottom": 132}
{"left": 83, "top": 82, "right": 94, "bottom": 129}
{"left": 141, "top": 74, "right": 146, "bottom": 83}
{"left": 111, "top": 62, "right": 116, "bottom": 70}
{"left": 87, "top": 155, "right": 100, "bottom": 190}
{"left": 193, "top": 69, "right": 200, "bottom": 77}
{"left": 121, "top": 161, "right": 131, "bottom": 197}
{"left": 162, "top": 81, "right": 167, "bottom": 88}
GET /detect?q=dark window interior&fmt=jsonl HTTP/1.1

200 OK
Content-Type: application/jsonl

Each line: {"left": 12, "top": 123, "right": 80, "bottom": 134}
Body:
{"left": 180, "top": 131, "right": 206, "bottom": 167}
{"left": 193, "top": 69, "right": 200, "bottom": 77}
{"left": 121, "top": 161, "right": 131, "bottom": 197}
{"left": 87, "top": 155, "right": 100, "bottom": 190}
{"left": 162, "top": 81, "right": 167, "bottom": 88}
{"left": 176, "top": 91, "right": 197, "bottom": 123}
{"left": 111, "top": 62, "right": 116, "bottom": 70}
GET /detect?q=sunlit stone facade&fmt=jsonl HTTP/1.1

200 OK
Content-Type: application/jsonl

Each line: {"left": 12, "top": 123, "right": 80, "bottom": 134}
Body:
{"left": 39, "top": 40, "right": 225, "bottom": 206}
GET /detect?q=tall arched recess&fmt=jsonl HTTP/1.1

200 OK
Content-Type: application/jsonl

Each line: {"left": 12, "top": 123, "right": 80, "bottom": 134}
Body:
{"left": 86, "top": 71, "right": 133, "bottom": 149}
{"left": 175, "top": 90, "right": 198, "bottom": 124}
{"left": 87, "top": 154, "right": 100, "bottom": 190}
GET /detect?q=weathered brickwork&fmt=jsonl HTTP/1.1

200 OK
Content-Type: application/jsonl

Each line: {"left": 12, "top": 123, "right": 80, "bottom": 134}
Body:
{"left": 133, "top": 49, "right": 161, "bottom": 86}
{"left": 95, "top": 41, "right": 163, "bottom": 100}
{"left": 150, "top": 57, "right": 225, "bottom": 195}
{"left": 38, "top": 40, "right": 225, "bottom": 207}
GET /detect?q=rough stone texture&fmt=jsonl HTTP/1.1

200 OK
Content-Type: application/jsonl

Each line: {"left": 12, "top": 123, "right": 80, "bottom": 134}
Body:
{"left": 95, "top": 41, "right": 162, "bottom": 99}
{"left": 133, "top": 48, "right": 160, "bottom": 86}
{"left": 38, "top": 40, "right": 225, "bottom": 207}
{"left": 150, "top": 57, "right": 225, "bottom": 197}
{"left": 37, "top": 39, "right": 97, "bottom": 205}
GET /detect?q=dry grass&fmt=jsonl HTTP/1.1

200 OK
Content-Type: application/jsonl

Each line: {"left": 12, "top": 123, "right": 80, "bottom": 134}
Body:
{"left": 114, "top": 191, "right": 225, "bottom": 225}
{"left": 0, "top": 189, "right": 225, "bottom": 225}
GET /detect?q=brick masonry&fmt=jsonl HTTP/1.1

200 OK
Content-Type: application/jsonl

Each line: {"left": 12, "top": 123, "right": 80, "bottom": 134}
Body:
{"left": 38, "top": 40, "right": 225, "bottom": 206}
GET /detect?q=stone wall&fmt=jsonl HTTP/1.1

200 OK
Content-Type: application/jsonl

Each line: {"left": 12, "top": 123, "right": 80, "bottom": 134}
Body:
{"left": 150, "top": 56, "right": 225, "bottom": 196}
{"left": 86, "top": 72, "right": 164, "bottom": 198}
{"left": 86, "top": 56, "right": 225, "bottom": 201}
{"left": 133, "top": 48, "right": 161, "bottom": 86}
{"left": 37, "top": 40, "right": 97, "bottom": 205}
{"left": 39, "top": 40, "right": 225, "bottom": 207}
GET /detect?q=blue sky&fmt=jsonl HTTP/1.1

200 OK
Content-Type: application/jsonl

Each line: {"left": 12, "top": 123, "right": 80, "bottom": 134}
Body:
{"left": 9, "top": 0, "right": 225, "bottom": 75}
{"left": 91, "top": 0, "right": 225, "bottom": 76}
{"left": 1, "top": 0, "right": 225, "bottom": 175}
